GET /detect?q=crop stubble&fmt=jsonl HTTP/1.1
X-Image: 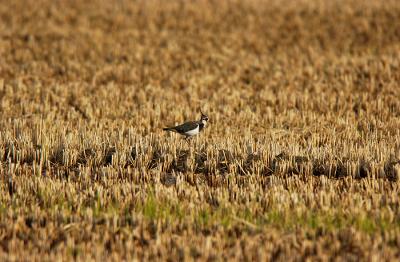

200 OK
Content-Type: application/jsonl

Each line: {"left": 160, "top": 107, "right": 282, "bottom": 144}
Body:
{"left": 0, "top": 0, "right": 400, "bottom": 260}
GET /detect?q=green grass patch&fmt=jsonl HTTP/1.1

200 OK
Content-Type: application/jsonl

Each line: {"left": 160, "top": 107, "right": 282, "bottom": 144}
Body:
{"left": 135, "top": 194, "right": 399, "bottom": 235}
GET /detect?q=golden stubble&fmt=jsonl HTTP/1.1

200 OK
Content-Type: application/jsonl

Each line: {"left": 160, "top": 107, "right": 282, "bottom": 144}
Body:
{"left": 0, "top": 0, "right": 400, "bottom": 260}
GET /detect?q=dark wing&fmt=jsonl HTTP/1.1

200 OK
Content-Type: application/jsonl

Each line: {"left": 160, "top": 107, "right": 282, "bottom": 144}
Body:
{"left": 171, "top": 121, "right": 199, "bottom": 134}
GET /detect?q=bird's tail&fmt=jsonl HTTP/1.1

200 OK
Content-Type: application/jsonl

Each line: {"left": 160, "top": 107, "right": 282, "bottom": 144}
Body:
{"left": 163, "top": 127, "right": 175, "bottom": 131}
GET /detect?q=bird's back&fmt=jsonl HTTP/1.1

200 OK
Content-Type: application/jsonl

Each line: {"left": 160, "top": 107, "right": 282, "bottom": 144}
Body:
{"left": 163, "top": 121, "right": 199, "bottom": 134}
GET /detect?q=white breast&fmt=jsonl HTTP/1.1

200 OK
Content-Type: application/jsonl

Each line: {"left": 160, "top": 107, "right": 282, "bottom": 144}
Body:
{"left": 184, "top": 126, "right": 199, "bottom": 136}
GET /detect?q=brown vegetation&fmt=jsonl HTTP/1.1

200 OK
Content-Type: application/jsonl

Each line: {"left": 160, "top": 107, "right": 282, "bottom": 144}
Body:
{"left": 1, "top": 0, "right": 400, "bottom": 260}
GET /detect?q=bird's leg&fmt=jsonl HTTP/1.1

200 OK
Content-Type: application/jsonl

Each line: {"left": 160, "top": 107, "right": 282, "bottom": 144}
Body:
{"left": 183, "top": 136, "right": 193, "bottom": 143}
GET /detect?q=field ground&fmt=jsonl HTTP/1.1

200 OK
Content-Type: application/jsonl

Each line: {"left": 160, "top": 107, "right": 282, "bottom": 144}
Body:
{"left": 1, "top": 0, "right": 400, "bottom": 260}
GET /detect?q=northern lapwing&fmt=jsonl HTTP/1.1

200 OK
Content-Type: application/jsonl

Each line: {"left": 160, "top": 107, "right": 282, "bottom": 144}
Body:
{"left": 163, "top": 111, "right": 209, "bottom": 138}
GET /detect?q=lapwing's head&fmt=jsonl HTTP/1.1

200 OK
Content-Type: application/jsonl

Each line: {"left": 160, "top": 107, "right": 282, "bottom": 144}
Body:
{"left": 200, "top": 111, "right": 209, "bottom": 125}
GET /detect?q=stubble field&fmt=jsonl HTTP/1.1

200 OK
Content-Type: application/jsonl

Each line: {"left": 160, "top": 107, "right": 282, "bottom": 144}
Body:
{"left": 1, "top": 0, "right": 400, "bottom": 260}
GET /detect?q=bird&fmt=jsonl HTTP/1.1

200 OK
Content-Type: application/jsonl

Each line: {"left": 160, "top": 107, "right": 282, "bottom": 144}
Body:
{"left": 163, "top": 111, "right": 209, "bottom": 138}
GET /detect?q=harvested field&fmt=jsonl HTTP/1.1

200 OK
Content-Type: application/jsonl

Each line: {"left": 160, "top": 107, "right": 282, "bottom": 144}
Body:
{"left": 1, "top": 0, "right": 400, "bottom": 260}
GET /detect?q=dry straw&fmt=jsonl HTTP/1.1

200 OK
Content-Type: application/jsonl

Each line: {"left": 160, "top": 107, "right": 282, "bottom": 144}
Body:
{"left": 0, "top": 0, "right": 400, "bottom": 260}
